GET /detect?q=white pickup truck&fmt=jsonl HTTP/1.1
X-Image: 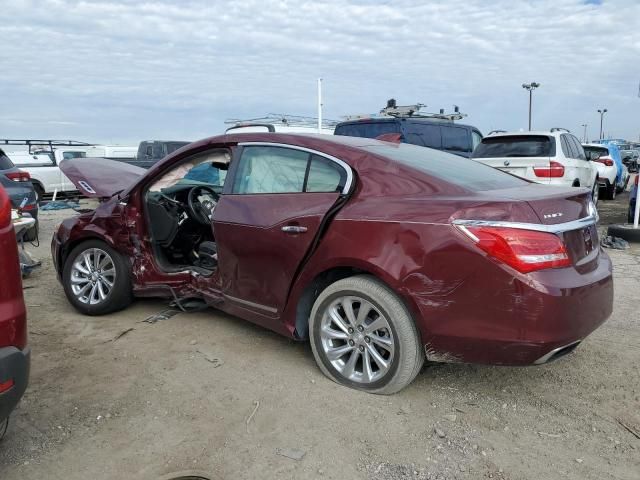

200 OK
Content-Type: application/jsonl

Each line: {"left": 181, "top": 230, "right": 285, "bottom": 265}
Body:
{"left": 9, "top": 148, "right": 89, "bottom": 201}
{"left": 6, "top": 142, "right": 137, "bottom": 201}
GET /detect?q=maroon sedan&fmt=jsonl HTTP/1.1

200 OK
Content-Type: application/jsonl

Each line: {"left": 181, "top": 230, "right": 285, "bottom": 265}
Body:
{"left": 52, "top": 134, "right": 613, "bottom": 394}
{"left": 0, "top": 185, "right": 30, "bottom": 436}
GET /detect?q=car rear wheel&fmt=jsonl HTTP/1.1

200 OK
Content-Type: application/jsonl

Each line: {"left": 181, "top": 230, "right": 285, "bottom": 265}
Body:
{"left": 32, "top": 183, "right": 44, "bottom": 203}
{"left": 62, "top": 240, "right": 132, "bottom": 315}
{"left": 605, "top": 181, "right": 616, "bottom": 200}
{"left": 591, "top": 179, "right": 599, "bottom": 206}
{"left": 309, "top": 275, "right": 424, "bottom": 394}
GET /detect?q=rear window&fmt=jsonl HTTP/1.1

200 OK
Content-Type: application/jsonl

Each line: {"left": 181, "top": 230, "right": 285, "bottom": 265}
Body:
{"left": 362, "top": 143, "right": 528, "bottom": 191}
{"left": 583, "top": 146, "right": 608, "bottom": 157}
{"left": 404, "top": 122, "right": 441, "bottom": 149}
{"left": 334, "top": 121, "right": 400, "bottom": 139}
{"left": 472, "top": 135, "right": 554, "bottom": 158}
{"left": 0, "top": 151, "right": 15, "bottom": 170}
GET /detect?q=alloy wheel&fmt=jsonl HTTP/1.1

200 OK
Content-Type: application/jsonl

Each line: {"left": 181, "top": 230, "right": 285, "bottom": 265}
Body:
{"left": 70, "top": 248, "right": 116, "bottom": 305}
{"left": 319, "top": 295, "right": 395, "bottom": 384}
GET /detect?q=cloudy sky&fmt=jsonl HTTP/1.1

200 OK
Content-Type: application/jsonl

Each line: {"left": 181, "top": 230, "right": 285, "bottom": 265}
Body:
{"left": 0, "top": 0, "right": 639, "bottom": 144}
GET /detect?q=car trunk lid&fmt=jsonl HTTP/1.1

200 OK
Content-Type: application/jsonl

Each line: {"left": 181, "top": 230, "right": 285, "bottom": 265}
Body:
{"left": 456, "top": 184, "right": 597, "bottom": 267}
{"left": 474, "top": 156, "right": 551, "bottom": 182}
{"left": 59, "top": 158, "right": 145, "bottom": 198}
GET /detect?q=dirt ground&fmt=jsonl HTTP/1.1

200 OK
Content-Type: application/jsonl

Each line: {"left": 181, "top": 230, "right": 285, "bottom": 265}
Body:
{"left": 1, "top": 185, "right": 639, "bottom": 480}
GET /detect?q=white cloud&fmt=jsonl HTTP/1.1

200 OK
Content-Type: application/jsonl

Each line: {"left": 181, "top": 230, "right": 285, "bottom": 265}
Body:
{"left": 0, "top": 0, "right": 638, "bottom": 143}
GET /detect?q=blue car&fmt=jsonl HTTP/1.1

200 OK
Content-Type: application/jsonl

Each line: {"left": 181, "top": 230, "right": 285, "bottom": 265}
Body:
{"left": 595, "top": 141, "right": 629, "bottom": 192}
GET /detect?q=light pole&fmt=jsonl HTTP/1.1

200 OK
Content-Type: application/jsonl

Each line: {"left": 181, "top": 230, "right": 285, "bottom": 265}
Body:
{"left": 597, "top": 109, "right": 607, "bottom": 140}
{"left": 581, "top": 124, "right": 588, "bottom": 143}
{"left": 522, "top": 82, "right": 540, "bottom": 131}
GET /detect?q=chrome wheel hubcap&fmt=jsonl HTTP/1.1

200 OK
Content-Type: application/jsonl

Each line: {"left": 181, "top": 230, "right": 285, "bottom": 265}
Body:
{"left": 70, "top": 248, "right": 116, "bottom": 305}
{"left": 319, "top": 296, "right": 394, "bottom": 384}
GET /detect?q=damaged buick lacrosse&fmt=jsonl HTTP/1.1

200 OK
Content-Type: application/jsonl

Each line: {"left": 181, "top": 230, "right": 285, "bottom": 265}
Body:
{"left": 52, "top": 133, "right": 613, "bottom": 394}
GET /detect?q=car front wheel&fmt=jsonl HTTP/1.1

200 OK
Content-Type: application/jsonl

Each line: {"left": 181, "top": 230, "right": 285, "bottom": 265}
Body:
{"left": 309, "top": 275, "right": 424, "bottom": 394}
{"left": 62, "top": 240, "right": 132, "bottom": 315}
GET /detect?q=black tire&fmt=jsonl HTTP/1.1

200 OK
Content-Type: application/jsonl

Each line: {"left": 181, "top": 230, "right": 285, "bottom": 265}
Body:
{"left": 21, "top": 219, "right": 38, "bottom": 243}
{"left": 32, "top": 183, "right": 44, "bottom": 204}
{"left": 309, "top": 275, "right": 424, "bottom": 395}
{"left": 591, "top": 179, "right": 599, "bottom": 206}
{"left": 605, "top": 181, "right": 616, "bottom": 200}
{"left": 607, "top": 224, "right": 640, "bottom": 243}
{"left": 62, "top": 239, "right": 133, "bottom": 315}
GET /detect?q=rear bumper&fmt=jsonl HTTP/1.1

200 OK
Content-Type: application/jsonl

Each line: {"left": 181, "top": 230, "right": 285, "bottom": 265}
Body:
{"left": 416, "top": 251, "right": 614, "bottom": 366}
{"left": 0, "top": 346, "right": 30, "bottom": 422}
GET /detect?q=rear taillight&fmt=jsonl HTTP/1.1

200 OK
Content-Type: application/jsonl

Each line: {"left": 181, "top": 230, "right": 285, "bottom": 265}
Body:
{"left": 5, "top": 171, "right": 31, "bottom": 182}
{"left": 0, "top": 186, "right": 10, "bottom": 229}
{"left": 534, "top": 161, "right": 565, "bottom": 178}
{"left": 457, "top": 225, "right": 571, "bottom": 273}
{"left": 595, "top": 157, "right": 614, "bottom": 167}
{"left": 0, "top": 378, "right": 14, "bottom": 393}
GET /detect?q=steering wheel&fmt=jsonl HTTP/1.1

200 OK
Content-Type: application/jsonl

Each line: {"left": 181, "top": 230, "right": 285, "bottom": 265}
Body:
{"left": 187, "top": 186, "right": 220, "bottom": 225}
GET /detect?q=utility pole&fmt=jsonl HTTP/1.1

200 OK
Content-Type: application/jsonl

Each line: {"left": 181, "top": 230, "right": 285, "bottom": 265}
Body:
{"left": 522, "top": 82, "right": 540, "bottom": 131}
{"left": 597, "top": 109, "right": 607, "bottom": 140}
{"left": 317, "top": 78, "right": 323, "bottom": 134}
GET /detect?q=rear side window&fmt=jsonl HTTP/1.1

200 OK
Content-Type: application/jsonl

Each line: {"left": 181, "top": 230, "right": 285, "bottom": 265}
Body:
{"left": 442, "top": 126, "right": 470, "bottom": 152}
{"left": 0, "top": 151, "right": 15, "bottom": 170}
{"left": 569, "top": 136, "right": 586, "bottom": 160}
{"left": 472, "top": 135, "right": 554, "bottom": 158}
{"left": 306, "top": 155, "right": 347, "bottom": 193}
{"left": 334, "top": 122, "right": 399, "bottom": 139}
{"left": 404, "top": 123, "right": 441, "bottom": 149}
{"left": 560, "top": 135, "right": 571, "bottom": 157}
{"left": 362, "top": 143, "right": 528, "bottom": 191}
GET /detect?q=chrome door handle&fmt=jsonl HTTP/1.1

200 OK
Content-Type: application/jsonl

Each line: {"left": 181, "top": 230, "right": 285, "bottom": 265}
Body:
{"left": 281, "top": 225, "right": 308, "bottom": 234}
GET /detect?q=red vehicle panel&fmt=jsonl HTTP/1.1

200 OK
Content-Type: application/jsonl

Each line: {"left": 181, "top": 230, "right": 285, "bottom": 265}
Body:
{"left": 0, "top": 186, "right": 30, "bottom": 425}
{"left": 53, "top": 133, "right": 613, "bottom": 394}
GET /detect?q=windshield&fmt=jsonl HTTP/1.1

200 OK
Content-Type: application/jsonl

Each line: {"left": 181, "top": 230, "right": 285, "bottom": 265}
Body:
{"left": 361, "top": 143, "right": 528, "bottom": 191}
{"left": 473, "top": 135, "right": 554, "bottom": 158}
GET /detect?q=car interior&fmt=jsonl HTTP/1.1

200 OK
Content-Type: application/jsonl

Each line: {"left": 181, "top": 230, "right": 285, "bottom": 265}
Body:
{"left": 145, "top": 148, "right": 230, "bottom": 273}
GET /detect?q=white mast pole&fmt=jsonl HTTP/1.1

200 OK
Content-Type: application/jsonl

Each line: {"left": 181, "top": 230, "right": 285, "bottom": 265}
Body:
{"left": 317, "top": 78, "right": 323, "bottom": 134}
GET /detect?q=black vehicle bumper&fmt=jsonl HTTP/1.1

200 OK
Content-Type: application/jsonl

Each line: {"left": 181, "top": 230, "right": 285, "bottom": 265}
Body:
{"left": 0, "top": 346, "right": 30, "bottom": 422}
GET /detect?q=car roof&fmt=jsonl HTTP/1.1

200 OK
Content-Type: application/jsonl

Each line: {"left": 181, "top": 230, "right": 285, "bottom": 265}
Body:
{"left": 336, "top": 117, "right": 477, "bottom": 129}
{"left": 484, "top": 131, "right": 557, "bottom": 139}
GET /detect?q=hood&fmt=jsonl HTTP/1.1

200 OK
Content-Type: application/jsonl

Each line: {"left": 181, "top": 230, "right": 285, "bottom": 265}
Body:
{"left": 60, "top": 158, "right": 145, "bottom": 198}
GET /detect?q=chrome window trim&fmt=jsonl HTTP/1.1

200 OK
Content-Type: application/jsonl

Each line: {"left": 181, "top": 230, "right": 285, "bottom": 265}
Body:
{"left": 452, "top": 214, "right": 597, "bottom": 234}
{"left": 238, "top": 141, "right": 354, "bottom": 195}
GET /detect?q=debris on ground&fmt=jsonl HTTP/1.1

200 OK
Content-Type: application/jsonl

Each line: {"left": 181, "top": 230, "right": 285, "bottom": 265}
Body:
{"left": 245, "top": 400, "right": 260, "bottom": 432}
{"left": 143, "top": 309, "right": 181, "bottom": 324}
{"left": 616, "top": 418, "right": 640, "bottom": 440}
{"left": 601, "top": 235, "right": 630, "bottom": 249}
{"left": 195, "top": 350, "right": 223, "bottom": 367}
{"left": 40, "top": 200, "right": 81, "bottom": 211}
{"left": 275, "top": 447, "right": 306, "bottom": 461}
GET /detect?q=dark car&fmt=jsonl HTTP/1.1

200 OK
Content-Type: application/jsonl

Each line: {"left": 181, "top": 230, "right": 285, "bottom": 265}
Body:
{"left": 0, "top": 185, "right": 30, "bottom": 438}
{"left": 629, "top": 174, "right": 638, "bottom": 224}
{"left": 52, "top": 133, "right": 612, "bottom": 394}
{"left": 133, "top": 140, "right": 190, "bottom": 169}
{"left": 0, "top": 148, "right": 38, "bottom": 241}
{"left": 334, "top": 118, "right": 483, "bottom": 158}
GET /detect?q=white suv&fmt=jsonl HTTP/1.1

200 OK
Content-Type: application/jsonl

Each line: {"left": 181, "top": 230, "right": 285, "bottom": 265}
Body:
{"left": 471, "top": 129, "right": 599, "bottom": 201}
{"left": 582, "top": 143, "right": 618, "bottom": 200}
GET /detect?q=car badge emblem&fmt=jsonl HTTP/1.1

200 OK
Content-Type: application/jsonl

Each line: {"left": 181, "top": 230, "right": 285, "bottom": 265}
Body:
{"left": 543, "top": 212, "right": 563, "bottom": 219}
{"left": 503, "top": 160, "right": 510, "bottom": 166}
